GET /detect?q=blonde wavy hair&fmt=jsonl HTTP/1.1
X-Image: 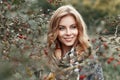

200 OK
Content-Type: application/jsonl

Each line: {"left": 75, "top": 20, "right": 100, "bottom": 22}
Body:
{"left": 47, "top": 5, "right": 91, "bottom": 52}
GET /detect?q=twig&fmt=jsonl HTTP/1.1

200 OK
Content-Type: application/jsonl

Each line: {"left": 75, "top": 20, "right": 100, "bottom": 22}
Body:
{"left": 114, "top": 23, "right": 120, "bottom": 38}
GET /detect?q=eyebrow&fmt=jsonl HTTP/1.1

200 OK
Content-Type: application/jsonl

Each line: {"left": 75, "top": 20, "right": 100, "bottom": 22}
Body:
{"left": 58, "top": 24, "right": 76, "bottom": 26}
{"left": 58, "top": 25, "right": 65, "bottom": 27}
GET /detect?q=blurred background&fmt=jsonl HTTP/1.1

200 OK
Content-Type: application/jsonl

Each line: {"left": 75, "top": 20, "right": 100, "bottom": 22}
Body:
{"left": 0, "top": 0, "right": 120, "bottom": 80}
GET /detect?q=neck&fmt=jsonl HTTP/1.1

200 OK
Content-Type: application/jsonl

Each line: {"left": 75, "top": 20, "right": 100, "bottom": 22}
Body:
{"left": 61, "top": 45, "right": 72, "bottom": 56}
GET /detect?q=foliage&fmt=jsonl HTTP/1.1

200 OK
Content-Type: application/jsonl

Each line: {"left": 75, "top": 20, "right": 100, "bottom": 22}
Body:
{"left": 102, "top": 16, "right": 120, "bottom": 35}
{"left": 0, "top": 0, "right": 120, "bottom": 80}
{"left": 63, "top": 0, "right": 120, "bottom": 34}
{"left": 0, "top": 0, "right": 50, "bottom": 80}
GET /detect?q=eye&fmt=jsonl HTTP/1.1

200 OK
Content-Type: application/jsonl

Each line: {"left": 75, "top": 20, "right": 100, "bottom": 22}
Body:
{"left": 70, "top": 25, "right": 77, "bottom": 29}
{"left": 58, "top": 26, "right": 65, "bottom": 30}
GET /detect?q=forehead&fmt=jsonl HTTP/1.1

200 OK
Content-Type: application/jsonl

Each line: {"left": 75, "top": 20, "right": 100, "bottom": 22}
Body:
{"left": 59, "top": 15, "right": 76, "bottom": 25}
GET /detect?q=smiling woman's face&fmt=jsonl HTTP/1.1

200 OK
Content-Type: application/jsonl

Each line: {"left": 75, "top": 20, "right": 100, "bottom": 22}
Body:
{"left": 58, "top": 15, "right": 78, "bottom": 48}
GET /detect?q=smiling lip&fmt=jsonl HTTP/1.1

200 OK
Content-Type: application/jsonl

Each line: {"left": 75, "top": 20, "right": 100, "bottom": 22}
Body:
{"left": 64, "top": 38, "right": 73, "bottom": 42}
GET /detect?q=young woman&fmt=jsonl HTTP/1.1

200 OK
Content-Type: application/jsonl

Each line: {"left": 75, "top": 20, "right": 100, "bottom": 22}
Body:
{"left": 46, "top": 5, "right": 104, "bottom": 80}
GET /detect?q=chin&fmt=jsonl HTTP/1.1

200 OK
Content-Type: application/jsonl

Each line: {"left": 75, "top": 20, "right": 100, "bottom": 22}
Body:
{"left": 65, "top": 43, "right": 74, "bottom": 46}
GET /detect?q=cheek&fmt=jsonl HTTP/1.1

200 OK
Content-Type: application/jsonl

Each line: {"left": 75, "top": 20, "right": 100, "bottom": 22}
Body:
{"left": 57, "top": 32, "right": 62, "bottom": 41}
{"left": 57, "top": 34, "right": 63, "bottom": 43}
{"left": 58, "top": 31, "right": 64, "bottom": 38}
{"left": 74, "top": 29, "right": 79, "bottom": 36}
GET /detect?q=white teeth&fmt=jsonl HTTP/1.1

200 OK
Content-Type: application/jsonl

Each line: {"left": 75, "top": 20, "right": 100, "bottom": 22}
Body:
{"left": 65, "top": 38, "right": 71, "bottom": 39}
{"left": 66, "top": 37, "right": 72, "bottom": 38}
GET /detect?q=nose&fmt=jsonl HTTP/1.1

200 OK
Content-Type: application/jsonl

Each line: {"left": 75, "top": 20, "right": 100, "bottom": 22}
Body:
{"left": 66, "top": 28, "right": 71, "bottom": 35}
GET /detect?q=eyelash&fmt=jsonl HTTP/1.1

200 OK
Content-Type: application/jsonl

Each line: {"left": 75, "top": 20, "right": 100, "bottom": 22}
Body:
{"left": 58, "top": 25, "right": 77, "bottom": 30}
{"left": 59, "top": 26, "right": 65, "bottom": 30}
{"left": 70, "top": 25, "right": 77, "bottom": 29}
